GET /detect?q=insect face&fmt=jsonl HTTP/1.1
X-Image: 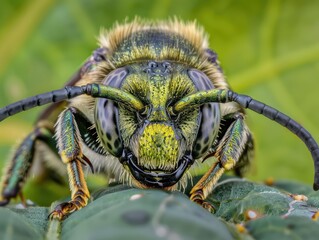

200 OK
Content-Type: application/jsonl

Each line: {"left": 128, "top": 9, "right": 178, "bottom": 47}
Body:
{"left": 95, "top": 61, "right": 221, "bottom": 188}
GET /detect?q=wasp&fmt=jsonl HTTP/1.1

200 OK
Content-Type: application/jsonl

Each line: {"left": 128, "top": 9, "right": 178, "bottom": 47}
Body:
{"left": 0, "top": 19, "right": 318, "bottom": 220}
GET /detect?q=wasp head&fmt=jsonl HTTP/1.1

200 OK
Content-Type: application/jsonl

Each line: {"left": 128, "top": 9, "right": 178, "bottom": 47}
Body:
{"left": 95, "top": 61, "right": 220, "bottom": 189}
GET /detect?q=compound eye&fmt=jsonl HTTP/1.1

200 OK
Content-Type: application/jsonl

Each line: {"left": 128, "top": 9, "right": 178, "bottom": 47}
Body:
{"left": 95, "top": 67, "right": 129, "bottom": 157}
{"left": 187, "top": 69, "right": 221, "bottom": 158}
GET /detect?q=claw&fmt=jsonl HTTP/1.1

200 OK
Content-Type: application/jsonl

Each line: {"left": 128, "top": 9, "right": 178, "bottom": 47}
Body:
{"left": 190, "top": 190, "right": 215, "bottom": 213}
{"left": 201, "top": 201, "right": 215, "bottom": 213}
{"left": 48, "top": 202, "right": 78, "bottom": 221}
{"left": 48, "top": 191, "right": 89, "bottom": 221}
{"left": 80, "top": 155, "right": 94, "bottom": 173}
{"left": 192, "top": 198, "right": 215, "bottom": 213}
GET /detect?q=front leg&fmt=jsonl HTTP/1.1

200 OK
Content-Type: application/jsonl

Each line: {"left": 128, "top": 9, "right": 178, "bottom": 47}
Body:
{"left": 190, "top": 112, "right": 253, "bottom": 211}
{"left": 49, "top": 107, "right": 91, "bottom": 220}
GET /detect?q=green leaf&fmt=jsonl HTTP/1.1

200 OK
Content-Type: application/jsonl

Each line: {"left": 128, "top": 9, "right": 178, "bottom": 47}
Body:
{"left": 209, "top": 178, "right": 319, "bottom": 222}
{"left": 1, "top": 179, "right": 319, "bottom": 239}
{"left": 246, "top": 216, "right": 319, "bottom": 240}
{"left": 61, "top": 187, "right": 233, "bottom": 240}
{"left": 0, "top": 207, "right": 46, "bottom": 240}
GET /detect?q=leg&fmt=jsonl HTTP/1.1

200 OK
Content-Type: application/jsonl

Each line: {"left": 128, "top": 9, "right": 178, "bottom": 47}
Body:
{"left": 0, "top": 126, "right": 54, "bottom": 205}
{"left": 0, "top": 47, "right": 106, "bottom": 206}
{"left": 233, "top": 132, "right": 254, "bottom": 177}
{"left": 189, "top": 112, "right": 253, "bottom": 211}
{"left": 49, "top": 107, "right": 91, "bottom": 220}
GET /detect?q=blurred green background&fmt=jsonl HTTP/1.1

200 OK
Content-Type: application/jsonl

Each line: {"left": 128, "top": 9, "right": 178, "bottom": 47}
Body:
{"left": 0, "top": 0, "right": 319, "bottom": 198}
